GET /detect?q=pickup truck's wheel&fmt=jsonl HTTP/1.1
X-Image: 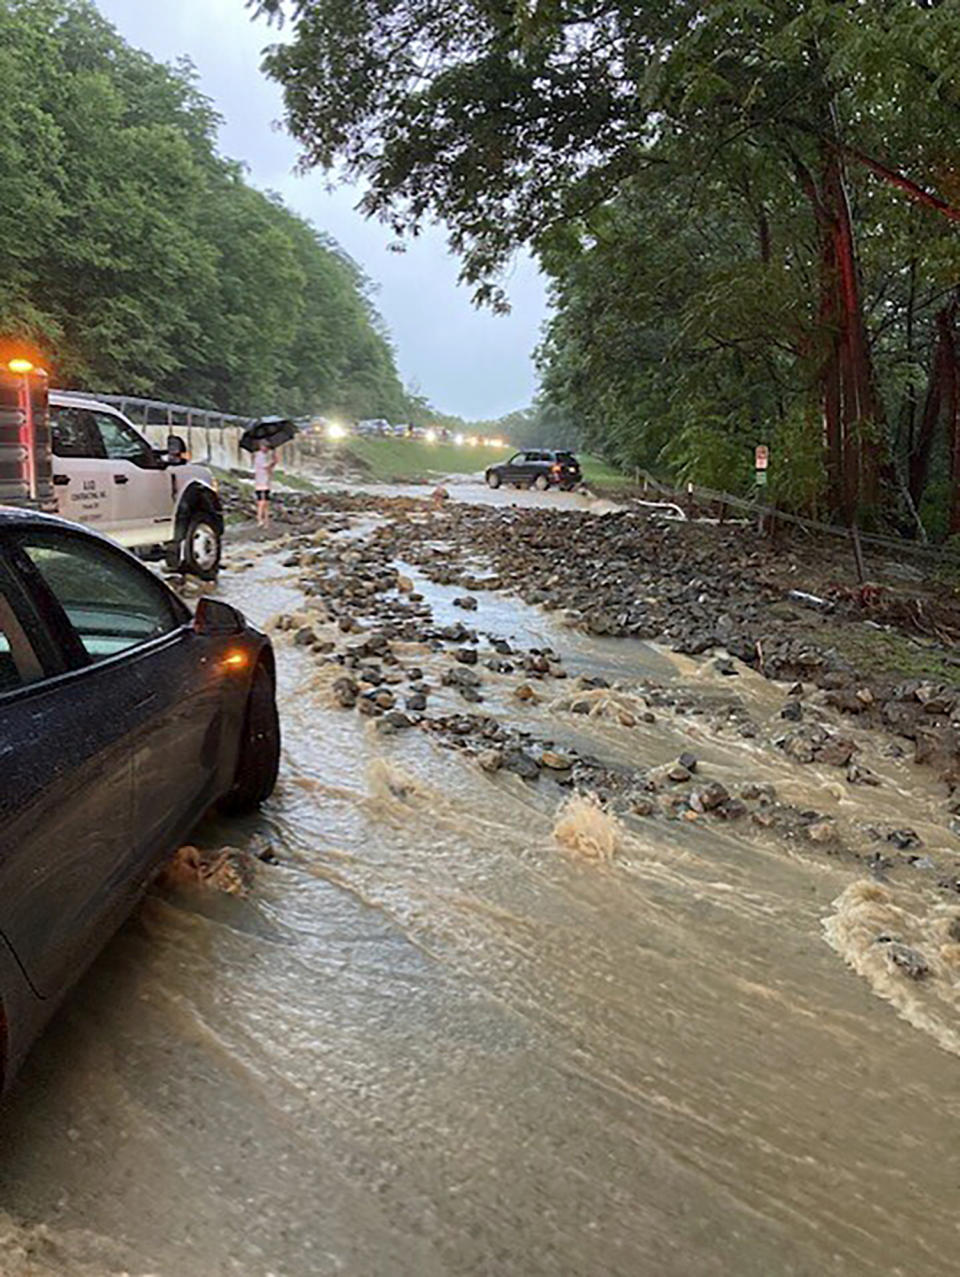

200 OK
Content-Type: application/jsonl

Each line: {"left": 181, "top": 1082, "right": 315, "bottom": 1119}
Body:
{"left": 534, "top": 474, "right": 550, "bottom": 491}
{"left": 220, "top": 663, "right": 280, "bottom": 814}
{"left": 182, "top": 513, "right": 221, "bottom": 580}
{"left": 486, "top": 470, "right": 501, "bottom": 489}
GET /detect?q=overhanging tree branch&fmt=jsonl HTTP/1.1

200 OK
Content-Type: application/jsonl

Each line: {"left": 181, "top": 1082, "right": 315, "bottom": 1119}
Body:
{"left": 782, "top": 117, "right": 960, "bottom": 224}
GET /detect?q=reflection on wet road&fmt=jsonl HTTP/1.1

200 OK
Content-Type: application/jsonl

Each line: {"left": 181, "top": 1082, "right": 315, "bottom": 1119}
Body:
{"left": 2, "top": 524, "right": 960, "bottom": 1276}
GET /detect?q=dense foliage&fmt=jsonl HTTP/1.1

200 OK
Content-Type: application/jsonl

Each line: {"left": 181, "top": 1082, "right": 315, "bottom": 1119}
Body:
{"left": 256, "top": 0, "right": 960, "bottom": 534}
{"left": 0, "top": 0, "right": 409, "bottom": 418}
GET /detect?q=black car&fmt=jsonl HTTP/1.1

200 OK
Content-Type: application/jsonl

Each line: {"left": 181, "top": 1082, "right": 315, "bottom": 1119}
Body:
{"left": 485, "top": 450, "right": 582, "bottom": 491}
{"left": 0, "top": 509, "right": 280, "bottom": 1092}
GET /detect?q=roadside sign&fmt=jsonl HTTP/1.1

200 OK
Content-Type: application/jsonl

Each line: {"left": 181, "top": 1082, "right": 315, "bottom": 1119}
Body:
{"left": 755, "top": 469, "right": 767, "bottom": 486}
{"left": 755, "top": 444, "right": 769, "bottom": 471}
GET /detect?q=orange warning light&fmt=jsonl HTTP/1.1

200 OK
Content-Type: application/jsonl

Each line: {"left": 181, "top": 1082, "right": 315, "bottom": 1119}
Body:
{"left": 7, "top": 358, "right": 34, "bottom": 375}
{"left": 221, "top": 649, "right": 250, "bottom": 671}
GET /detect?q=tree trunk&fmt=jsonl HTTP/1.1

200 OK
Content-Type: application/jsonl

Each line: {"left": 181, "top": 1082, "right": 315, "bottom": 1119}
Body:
{"left": 946, "top": 316, "right": 960, "bottom": 535}
{"left": 819, "top": 208, "right": 843, "bottom": 512}
{"left": 903, "top": 257, "right": 918, "bottom": 457}
{"left": 909, "top": 297, "right": 958, "bottom": 513}
{"left": 795, "top": 148, "right": 888, "bottom": 522}
{"left": 823, "top": 154, "right": 884, "bottom": 520}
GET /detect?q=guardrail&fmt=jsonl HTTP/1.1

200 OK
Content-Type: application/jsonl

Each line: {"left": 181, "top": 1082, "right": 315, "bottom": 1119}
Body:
{"left": 95, "top": 394, "right": 253, "bottom": 430}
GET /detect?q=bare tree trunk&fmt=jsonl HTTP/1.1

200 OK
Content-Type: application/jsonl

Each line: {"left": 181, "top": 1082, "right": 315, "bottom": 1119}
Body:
{"left": 810, "top": 154, "right": 884, "bottom": 522}
{"left": 758, "top": 206, "right": 771, "bottom": 265}
{"left": 903, "top": 257, "right": 918, "bottom": 456}
{"left": 820, "top": 215, "right": 844, "bottom": 512}
{"left": 910, "top": 297, "right": 957, "bottom": 507}
{"left": 827, "top": 156, "right": 883, "bottom": 518}
{"left": 946, "top": 320, "right": 960, "bottom": 535}
{"left": 795, "top": 145, "right": 887, "bottom": 522}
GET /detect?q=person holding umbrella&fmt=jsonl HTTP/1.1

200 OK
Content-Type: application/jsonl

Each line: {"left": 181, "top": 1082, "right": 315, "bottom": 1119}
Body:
{"left": 253, "top": 439, "right": 276, "bottom": 528}
{"left": 239, "top": 417, "right": 297, "bottom": 530}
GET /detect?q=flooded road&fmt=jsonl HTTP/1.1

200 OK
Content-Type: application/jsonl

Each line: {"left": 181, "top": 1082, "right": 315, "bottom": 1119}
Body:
{"left": 313, "top": 469, "right": 633, "bottom": 516}
{"left": 2, "top": 515, "right": 960, "bottom": 1276}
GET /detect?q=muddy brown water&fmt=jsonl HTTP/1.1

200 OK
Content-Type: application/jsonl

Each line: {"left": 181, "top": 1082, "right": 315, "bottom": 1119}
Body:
{"left": 1, "top": 528, "right": 960, "bottom": 1277}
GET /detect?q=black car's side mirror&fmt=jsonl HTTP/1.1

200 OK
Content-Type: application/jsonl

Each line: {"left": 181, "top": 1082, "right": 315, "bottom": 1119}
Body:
{"left": 194, "top": 597, "right": 245, "bottom": 636}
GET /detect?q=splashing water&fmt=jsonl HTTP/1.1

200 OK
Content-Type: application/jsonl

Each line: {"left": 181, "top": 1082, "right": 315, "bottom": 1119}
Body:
{"left": 553, "top": 794, "right": 621, "bottom": 862}
{"left": 823, "top": 879, "right": 960, "bottom": 1056}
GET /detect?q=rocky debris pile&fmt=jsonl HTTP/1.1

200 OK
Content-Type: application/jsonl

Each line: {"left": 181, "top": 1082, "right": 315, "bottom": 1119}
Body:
{"left": 269, "top": 521, "right": 577, "bottom": 731}
{"left": 874, "top": 936, "right": 931, "bottom": 981}
{"left": 159, "top": 844, "right": 266, "bottom": 896}
{"left": 345, "top": 501, "right": 960, "bottom": 790}
{"left": 260, "top": 504, "right": 960, "bottom": 868}
{"left": 236, "top": 492, "right": 960, "bottom": 786}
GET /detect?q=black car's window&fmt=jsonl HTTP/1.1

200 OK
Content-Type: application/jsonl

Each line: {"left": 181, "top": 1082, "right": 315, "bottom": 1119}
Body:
{"left": 525, "top": 451, "right": 545, "bottom": 462}
{"left": 508, "top": 452, "right": 524, "bottom": 465}
{"left": 0, "top": 621, "right": 18, "bottom": 691}
{"left": 50, "top": 407, "right": 105, "bottom": 459}
{"left": 94, "top": 412, "right": 154, "bottom": 467}
{"left": 18, "top": 532, "right": 183, "bottom": 660}
{"left": 0, "top": 590, "right": 43, "bottom": 691}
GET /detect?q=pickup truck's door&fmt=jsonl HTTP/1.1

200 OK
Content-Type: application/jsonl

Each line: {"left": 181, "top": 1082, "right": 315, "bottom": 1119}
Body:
{"left": 92, "top": 411, "right": 172, "bottom": 545}
{"left": 49, "top": 405, "right": 115, "bottom": 530}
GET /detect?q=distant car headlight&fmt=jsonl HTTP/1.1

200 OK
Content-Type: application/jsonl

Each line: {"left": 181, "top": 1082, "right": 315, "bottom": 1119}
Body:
{"left": 327, "top": 422, "right": 347, "bottom": 441}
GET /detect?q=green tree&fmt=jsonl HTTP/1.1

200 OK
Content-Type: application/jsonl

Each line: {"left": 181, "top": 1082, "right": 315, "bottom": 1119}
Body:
{"left": 254, "top": 0, "right": 960, "bottom": 526}
{"left": 0, "top": 0, "right": 410, "bottom": 421}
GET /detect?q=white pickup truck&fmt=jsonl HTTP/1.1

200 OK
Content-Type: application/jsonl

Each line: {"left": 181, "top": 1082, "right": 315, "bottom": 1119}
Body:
{"left": 48, "top": 391, "right": 224, "bottom": 578}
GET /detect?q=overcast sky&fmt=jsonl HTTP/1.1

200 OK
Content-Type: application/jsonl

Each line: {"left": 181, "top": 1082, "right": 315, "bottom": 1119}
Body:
{"left": 94, "top": 0, "right": 547, "bottom": 421}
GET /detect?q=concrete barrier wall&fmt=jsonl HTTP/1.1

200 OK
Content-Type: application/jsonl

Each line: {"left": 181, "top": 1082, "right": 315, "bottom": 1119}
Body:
{"left": 94, "top": 394, "right": 316, "bottom": 480}
{"left": 142, "top": 422, "right": 312, "bottom": 479}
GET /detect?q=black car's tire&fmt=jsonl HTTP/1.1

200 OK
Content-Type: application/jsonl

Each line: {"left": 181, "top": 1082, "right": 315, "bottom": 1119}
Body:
{"left": 534, "top": 474, "right": 550, "bottom": 491}
{"left": 220, "top": 663, "right": 280, "bottom": 814}
{"left": 486, "top": 470, "right": 501, "bottom": 489}
{"left": 181, "top": 513, "right": 222, "bottom": 580}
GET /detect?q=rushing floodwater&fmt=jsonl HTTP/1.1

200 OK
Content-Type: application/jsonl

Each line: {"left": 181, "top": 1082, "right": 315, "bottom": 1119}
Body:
{"left": 2, "top": 522, "right": 960, "bottom": 1276}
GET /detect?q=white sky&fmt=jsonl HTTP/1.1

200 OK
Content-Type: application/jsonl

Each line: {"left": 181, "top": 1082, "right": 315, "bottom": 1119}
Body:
{"left": 94, "top": 0, "right": 548, "bottom": 420}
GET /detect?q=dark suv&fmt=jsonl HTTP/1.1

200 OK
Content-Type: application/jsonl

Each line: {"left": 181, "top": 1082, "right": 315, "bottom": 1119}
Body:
{"left": 485, "top": 450, "right": 582, "bottom": 492}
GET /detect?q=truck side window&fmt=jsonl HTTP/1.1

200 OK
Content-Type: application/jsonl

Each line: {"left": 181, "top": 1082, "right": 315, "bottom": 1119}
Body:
{"left": 50, "top": 408, "right": 104, "bottom": 459}
{"left": 94, "top": 412, "right": 154, "bottom": 467}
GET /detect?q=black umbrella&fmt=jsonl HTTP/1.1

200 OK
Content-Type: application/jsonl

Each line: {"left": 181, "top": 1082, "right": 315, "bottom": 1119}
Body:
{"left": 239, "top": 416, "right": 297, "bottom": 453}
